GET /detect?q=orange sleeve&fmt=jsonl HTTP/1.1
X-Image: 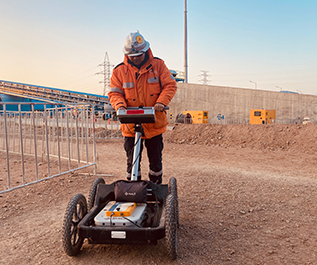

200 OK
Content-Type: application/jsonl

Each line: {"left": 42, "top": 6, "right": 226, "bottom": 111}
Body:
{"left": 108, "top": 67, "right": 127, "bottom": 111}
{"left": 156, "top": 60, "right": 177, "bottom": 107}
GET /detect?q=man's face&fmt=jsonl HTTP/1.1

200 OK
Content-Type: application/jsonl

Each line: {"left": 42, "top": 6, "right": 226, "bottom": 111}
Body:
{"left": 128, "top": 53, "right": 145, "bottom": 67}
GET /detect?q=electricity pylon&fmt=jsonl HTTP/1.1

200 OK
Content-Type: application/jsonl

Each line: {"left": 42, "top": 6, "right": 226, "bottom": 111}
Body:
{"left": 96, "top": 52, "right": 113, "bottom": 96}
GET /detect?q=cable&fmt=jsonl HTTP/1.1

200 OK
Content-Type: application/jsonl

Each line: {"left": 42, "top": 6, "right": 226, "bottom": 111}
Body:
{"left": 131, "top": 133, "right": 142, "bottom": 170}
{"left": 125, "top": 123, "right": 134, "bottom": 137}
{"left": 110, "top": 212, "right": 114, "bottom": 226}
{"left": 125, "top": 123, "right": 142, "bottom": 177}
{"left": 120, "top": 213, "right": 141, "bottom": 228}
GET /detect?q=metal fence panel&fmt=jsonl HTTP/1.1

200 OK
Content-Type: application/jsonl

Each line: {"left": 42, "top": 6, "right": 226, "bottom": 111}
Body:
{"left": 0, "top": 103, "right": 115, "bottom": 193}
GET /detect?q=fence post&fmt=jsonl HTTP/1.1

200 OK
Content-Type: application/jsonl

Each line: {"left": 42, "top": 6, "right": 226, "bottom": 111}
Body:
{"left": 44, "top": 105, "right": 51, "bottom": 177}
{"left": 75, "top": 105, "right": 80, "bottom": 168}
{"left": 81, "top": 108, "right": 84, "bottom": 161}
{"left": 66, "top": 106, "right": 71, "bottom": 171}
{"left": 4, "top": 104, "right": 11, "bottom": 189}
{"left": 18, "top": 104, "right": 26, "bottom": 185}
{"left": 85, "top": 106, "right": 89, "bottom": 164}
{"left": 92, "top": 105, "right": 97, "bottom": 174}
{"left": 31, "top": 104, "right": 39, "bottom": 181}
{"left": 13, "top": 113, "right": 16, "bottom": 152}
{"left": 55, "top": 105, "right": 62, "bottom": 174}
{"left": 41, "top": 112, "right": 45, "bottom": 162}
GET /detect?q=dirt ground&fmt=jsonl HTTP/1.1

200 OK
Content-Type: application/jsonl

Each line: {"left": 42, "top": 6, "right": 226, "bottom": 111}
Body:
{"left": 1, "top": 123, "right": 317, "bottom": 265}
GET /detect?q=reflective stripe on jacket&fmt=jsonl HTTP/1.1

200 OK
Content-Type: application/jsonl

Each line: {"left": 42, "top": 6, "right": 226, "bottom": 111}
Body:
{"left": 108, "top": 48, "right": 177, "bottom": 139}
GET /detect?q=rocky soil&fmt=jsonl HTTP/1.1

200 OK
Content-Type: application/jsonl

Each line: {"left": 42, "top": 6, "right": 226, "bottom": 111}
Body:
{"left": 1, "top": 123, "right": 317, "bottom": 265}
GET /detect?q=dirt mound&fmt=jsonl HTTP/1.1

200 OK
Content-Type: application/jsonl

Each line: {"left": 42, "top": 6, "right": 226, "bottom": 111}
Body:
{"left": 165, "top": 124, "right": 317, "bottom": 153}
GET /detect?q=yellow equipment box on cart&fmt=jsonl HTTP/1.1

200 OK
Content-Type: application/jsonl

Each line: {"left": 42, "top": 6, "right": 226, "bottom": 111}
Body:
{"left": 105, "top": 201, "right": 137, "bottom": 217}
{"left": 94, "top": 201, "right": 147, "bottom": 227}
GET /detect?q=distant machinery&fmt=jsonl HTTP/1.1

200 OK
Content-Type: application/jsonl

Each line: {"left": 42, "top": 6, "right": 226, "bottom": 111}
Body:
{"left": 170, "top": 70, "right": 185, "bottom": 83}
{"left": 249, "top": 109, "right": 276, "bottom": 125}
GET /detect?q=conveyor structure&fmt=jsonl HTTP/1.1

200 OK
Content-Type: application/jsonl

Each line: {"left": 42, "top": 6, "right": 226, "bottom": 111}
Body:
{"left": 0, "top": 80, "right": 110, "bottom": 106}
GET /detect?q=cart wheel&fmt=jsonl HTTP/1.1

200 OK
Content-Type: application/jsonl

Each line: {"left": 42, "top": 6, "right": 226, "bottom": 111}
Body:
{"left": 165, "top": 193, "right": 178, "bottom": 260}
{"left": 87, "top": 177, "right": 105, "bottom": 212}
{"left": 168, "top": 177, "right": 179, "bottom": 228}
{"left": 112, "top": 112, "right": 118, "bottom": 121}
{"left": 62, "top": 193, "right": 87, "bottom": 256}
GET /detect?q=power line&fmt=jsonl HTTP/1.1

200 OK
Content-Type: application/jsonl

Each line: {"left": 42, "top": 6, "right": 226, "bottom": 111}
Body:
{"left": 50, "top": 54, "right": 104, "bottom": 86}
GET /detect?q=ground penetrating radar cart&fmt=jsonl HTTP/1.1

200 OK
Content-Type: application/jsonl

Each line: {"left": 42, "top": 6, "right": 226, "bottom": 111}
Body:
{"left": 62, "top": 106, "right": 179, "bottom": 260}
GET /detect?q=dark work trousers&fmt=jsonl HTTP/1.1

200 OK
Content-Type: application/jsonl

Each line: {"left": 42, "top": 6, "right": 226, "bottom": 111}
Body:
{"left": 124, "top": 134, "right": 164, "bottom": 184}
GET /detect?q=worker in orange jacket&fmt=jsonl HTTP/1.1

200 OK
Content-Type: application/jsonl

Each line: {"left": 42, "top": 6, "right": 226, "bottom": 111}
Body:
{"left": 108, "top": 31, "right": 177, "bottom": 184}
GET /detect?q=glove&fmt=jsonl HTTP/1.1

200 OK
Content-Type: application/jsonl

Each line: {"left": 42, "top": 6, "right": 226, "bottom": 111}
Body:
{"left": 154, "top": 103, "right": 165, "bottom": 112}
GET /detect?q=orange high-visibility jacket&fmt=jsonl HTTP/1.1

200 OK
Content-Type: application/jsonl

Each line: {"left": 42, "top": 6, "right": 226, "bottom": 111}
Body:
{"left": 108, "top": 48, "right": 177, "bottom": 139}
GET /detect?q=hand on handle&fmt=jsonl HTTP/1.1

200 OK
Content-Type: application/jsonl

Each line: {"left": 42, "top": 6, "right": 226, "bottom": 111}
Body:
{"left": 154, "top": 103, "right": 165, "bottom": 112}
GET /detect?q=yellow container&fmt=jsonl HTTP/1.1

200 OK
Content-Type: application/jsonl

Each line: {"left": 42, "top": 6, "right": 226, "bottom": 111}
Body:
{"left": 182, "top": 111, "right": 208, "bottom": 124}
{"left": 250, "top": 109, "right": 276, "bottom": 124}
{"left": 105, "top": 201, "right": 137, "bottom": 217}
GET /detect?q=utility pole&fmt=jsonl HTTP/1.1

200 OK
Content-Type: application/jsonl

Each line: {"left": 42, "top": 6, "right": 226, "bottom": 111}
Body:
{"left": 184, "top": 0, "right": 188, "bottom": 83}
{"left": 96, "top": 52, "right": 112, "bottom": 96}
{"left": 199, "top": 70, "right": 211, "bottom": 85}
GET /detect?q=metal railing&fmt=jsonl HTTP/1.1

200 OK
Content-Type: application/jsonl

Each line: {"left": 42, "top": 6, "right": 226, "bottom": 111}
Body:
{"left": 0, "top": 103, "right": 120, "bottom": 194}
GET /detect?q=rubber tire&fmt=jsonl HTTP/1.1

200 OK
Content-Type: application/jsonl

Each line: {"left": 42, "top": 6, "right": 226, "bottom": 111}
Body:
{"left": 165, "top": 193, "right": 178, "bottom": 260}
{"left": 168, "top": 177, "right": 180, "bottom": 228}
{"left": 112, "top": 112, "right": 118, "bottom": 121}
{"left": 62, "top": 193, "right": 87, "bottom": 256}
{"left": 87, "top": 177, "right": 105, "bottom": 212}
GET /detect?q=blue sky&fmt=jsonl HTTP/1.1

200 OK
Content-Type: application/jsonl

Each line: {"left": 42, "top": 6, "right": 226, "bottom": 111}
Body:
{"left": 0, "top": 0, "right": 316, "bottom": 95}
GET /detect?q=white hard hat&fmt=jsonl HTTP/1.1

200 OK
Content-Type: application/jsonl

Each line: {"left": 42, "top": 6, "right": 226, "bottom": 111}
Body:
{"left": 123, "top": 31, "right": 150, "bottom": 56}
